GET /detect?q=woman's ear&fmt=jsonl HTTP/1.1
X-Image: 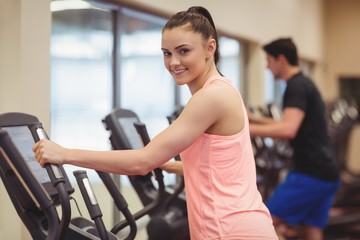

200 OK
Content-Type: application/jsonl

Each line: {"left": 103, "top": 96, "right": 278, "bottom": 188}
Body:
{"left": 206, "top": 39, "right": 216, "bottom": 58}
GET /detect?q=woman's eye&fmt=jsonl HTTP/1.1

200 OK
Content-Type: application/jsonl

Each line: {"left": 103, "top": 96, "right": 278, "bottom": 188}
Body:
{"left": 179, "top": 49, "right": 189, "bottom": 55}
{"left": 163, "top": 51, "right": 171, "bottom": 56}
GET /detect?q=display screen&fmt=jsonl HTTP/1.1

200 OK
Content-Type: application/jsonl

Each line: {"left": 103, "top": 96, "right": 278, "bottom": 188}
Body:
{"left": 118, "top": 117, "right": 144, "bottom": 149}
{"left": 2, "top": 126, "right": 51, "bottom": 183}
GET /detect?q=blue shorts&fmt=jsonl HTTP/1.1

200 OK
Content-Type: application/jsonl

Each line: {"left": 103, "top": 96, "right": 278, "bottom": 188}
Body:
{"left": 266, "top": 170, "right": 340, "bottom": 229}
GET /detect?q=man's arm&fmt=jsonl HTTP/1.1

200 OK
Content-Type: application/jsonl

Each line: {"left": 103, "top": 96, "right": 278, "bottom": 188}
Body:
{"left": 249, "top": 107, "right": 305, "bottom": 140}
{"left": 248, "top": 112, "right": 276, "bottom": 124}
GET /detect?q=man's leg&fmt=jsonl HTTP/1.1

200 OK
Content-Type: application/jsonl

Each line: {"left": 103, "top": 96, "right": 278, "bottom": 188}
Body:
{"left": 301, "top": 224, "right": 323, "bottom": 240}
{"left": 271, "top": 215, "right": 287, "bottom": 240}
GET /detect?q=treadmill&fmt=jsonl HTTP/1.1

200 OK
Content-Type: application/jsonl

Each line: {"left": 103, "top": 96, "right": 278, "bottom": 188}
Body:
{"left": 103, "top": 108, "right": 190, "bottom": 240}
{"left": 0, "top": 112, "right": 136, "bottom": 240}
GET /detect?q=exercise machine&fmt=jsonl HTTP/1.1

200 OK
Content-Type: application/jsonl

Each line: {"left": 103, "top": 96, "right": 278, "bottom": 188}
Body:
{"left": 103, "top": 108, "right": 190, "bottom": 240}
{"left": 0, "top": 112, "right": 136, "bottom": 239}
{"left": 248, "top": 103, "right": 292, "bottom": 201}
{"left": 326, "top": 98, "right": 360, "bottom": 207}
{"left": 323, "top": 99, "right": 360, "bottom": 238}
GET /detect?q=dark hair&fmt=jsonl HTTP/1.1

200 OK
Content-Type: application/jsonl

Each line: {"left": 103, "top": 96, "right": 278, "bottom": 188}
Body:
{"left": 263, "top": 38, "right": 299, "bottom": 66}
{"left": 163, "top": 6, "right": 220, "bottom": 65}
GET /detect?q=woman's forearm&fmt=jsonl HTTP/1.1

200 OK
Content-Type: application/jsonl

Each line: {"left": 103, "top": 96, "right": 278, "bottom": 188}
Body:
{"left": 64, "top": 148, "right": 154, "bottom": 175}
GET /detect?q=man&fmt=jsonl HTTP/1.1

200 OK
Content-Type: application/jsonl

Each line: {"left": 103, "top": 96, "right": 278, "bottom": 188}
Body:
{"left": 249, "top": 38, "right": 339, "bottom": 240}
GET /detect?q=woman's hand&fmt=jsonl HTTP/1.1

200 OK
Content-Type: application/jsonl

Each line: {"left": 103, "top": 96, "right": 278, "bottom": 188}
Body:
{"left": 160, "top": 161, "right": 184, "bottom": 176}
{"left": 32, "top": 139, "right": 67, "bottom": 167}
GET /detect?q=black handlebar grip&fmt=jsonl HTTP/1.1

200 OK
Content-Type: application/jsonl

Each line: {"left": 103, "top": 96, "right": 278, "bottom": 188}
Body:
{"left": 73, "top": 170, "right": 103, "bottom": 220}
{"left": 73, "top": 170, "right": 109, "bottom": 240}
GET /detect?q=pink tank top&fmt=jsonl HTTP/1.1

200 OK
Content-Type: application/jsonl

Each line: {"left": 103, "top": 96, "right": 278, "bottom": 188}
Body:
{"left": 180, "top": 76, "right": 277, "bottom": 239}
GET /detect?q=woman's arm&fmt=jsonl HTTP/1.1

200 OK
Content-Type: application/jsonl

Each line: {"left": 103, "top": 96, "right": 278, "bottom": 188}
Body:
{"left": 33, "top": 141, "right": 154, "bottom": 175}
{"left": 33, "top": 84, "right": 223, "bottom": 175}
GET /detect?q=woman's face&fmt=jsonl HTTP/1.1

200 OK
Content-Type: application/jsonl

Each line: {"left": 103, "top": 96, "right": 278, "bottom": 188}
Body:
{"left": 161, "top": 25, "right": 211, "bottom": 86}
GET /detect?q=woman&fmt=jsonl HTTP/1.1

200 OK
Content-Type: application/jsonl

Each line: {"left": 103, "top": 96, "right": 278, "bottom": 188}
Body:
{"left": 33, "top": 6, "right": 277, "bottom": 239}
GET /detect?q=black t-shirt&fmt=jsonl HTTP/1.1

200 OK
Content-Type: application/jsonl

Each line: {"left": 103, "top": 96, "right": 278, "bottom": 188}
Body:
{"left": 283, "top": 72, "right": 339, "bottom": 181}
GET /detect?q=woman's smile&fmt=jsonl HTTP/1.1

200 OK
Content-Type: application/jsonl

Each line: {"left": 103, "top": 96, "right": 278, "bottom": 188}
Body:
{"left": 171, "top": 68, "right": 187, "bottom": 76}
